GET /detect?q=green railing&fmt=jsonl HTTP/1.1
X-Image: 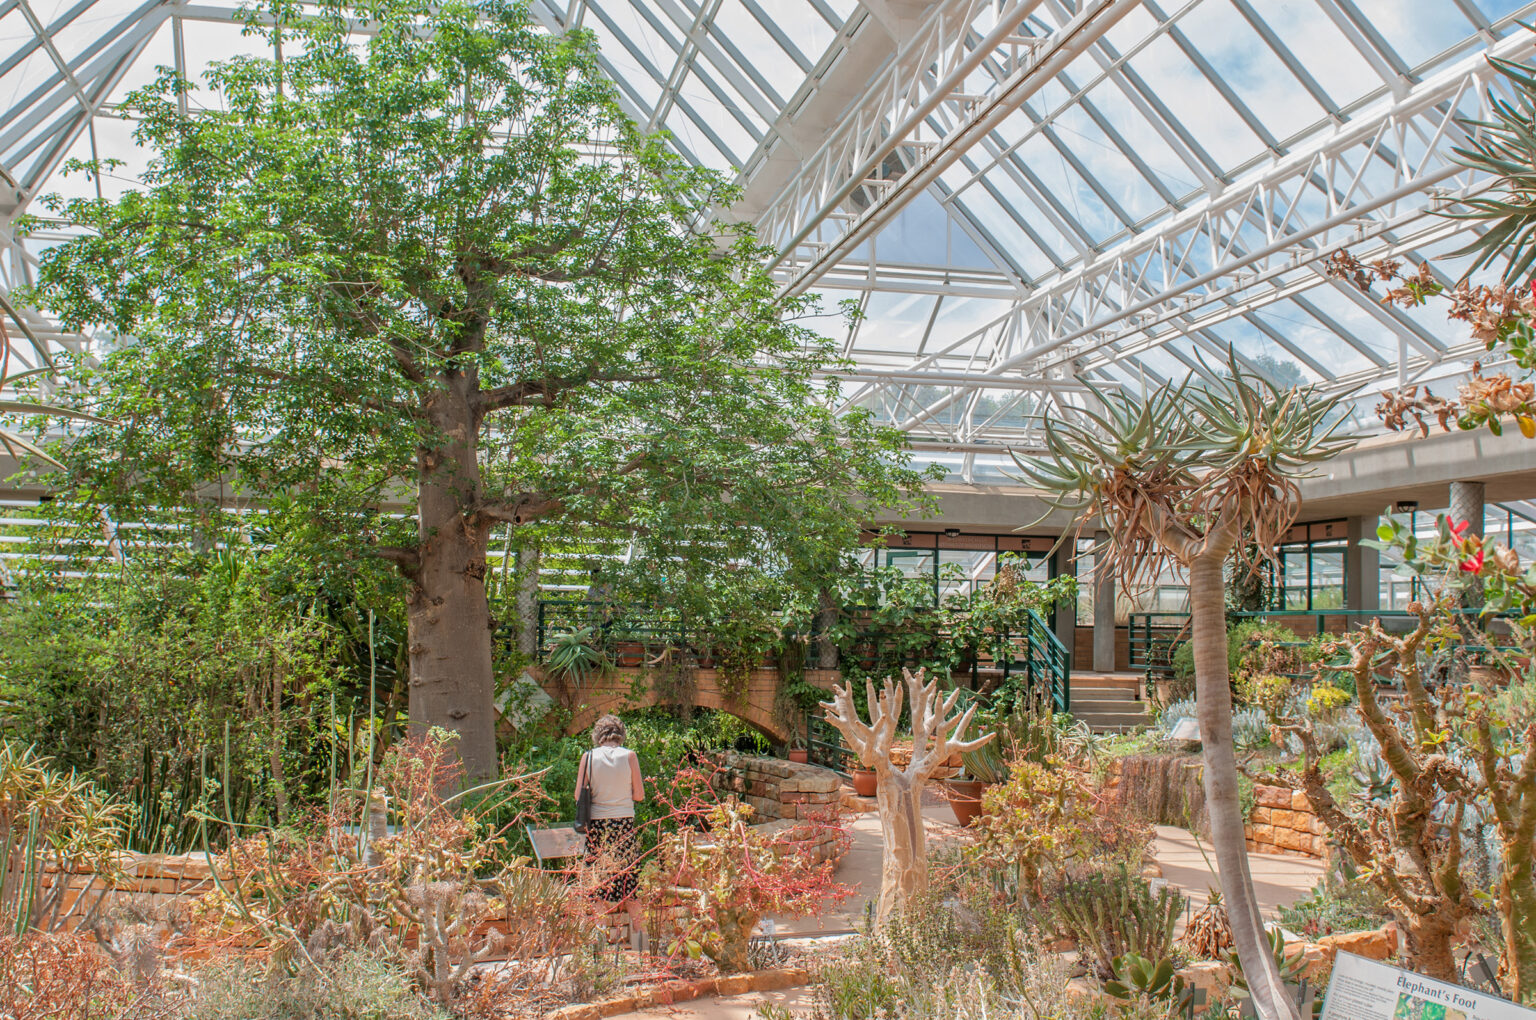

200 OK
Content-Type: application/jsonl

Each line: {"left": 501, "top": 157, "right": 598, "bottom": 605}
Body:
{"left": 1128, "top": 607, "right": 1514, "bottom": 681}
{"left": 529, "top": 597, "right": 1070, "bottom": 718}
{"left": 1014, "top": 607, "right": 1072, "bottom": 714}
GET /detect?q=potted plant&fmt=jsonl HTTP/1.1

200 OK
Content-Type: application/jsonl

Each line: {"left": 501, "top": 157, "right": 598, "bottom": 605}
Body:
{"left": 945, "top": 735, "right": 1007, "bottom": 827}
{"left": 786, "top": 732, "right": 809, "bottom": 764}
{"left": 612, "top": 626, "right": 647, "bottom": 668}
{"left": 849, "top": 764, "right": 878, "bottom": 797}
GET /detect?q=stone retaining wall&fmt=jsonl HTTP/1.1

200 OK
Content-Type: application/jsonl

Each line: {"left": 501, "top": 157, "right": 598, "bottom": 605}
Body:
{"left": 1102, "top": 756, "right": 1326, "bottom": 859}
{"left": 37, "top": 852, "right": 220, "bottom": 927}
{"left": 1247, "top": 783, "right": 1327, "bottom": 858}
{"left": 710, "top": 753, "right": 843, "bottom": 825}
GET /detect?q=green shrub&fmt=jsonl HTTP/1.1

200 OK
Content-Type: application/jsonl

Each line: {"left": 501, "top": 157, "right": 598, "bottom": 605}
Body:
{"left": 1279, "top": 879, "right": 1393, "bottom": 939}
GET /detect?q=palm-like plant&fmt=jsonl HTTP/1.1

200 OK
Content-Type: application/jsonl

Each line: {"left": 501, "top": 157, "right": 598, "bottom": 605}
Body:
{"left": 1013, "top": 356, "right": 1350, "bottom": 1020}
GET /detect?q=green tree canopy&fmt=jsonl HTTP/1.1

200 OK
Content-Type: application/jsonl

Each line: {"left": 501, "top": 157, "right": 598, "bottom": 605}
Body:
{"left": 29, "top": 0, "right": 933, "bottom": 777}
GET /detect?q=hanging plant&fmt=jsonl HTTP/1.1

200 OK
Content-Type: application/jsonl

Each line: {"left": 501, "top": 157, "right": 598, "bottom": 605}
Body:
{"left": 715, "top": 643, "right": 759, "bottom": 704}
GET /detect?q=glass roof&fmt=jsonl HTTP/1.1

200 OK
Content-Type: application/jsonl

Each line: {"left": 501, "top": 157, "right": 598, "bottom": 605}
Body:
{"left": 1, "top": 0, "right": 1533, "bottom": 481}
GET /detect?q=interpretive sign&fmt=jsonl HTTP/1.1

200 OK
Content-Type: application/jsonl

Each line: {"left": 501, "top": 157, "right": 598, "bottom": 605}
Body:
{"left": 1322, "top": 951, "right": 1536, "bottom": 1020}
{"left": 526, "top": 824, "right": 585, "bottom": 865}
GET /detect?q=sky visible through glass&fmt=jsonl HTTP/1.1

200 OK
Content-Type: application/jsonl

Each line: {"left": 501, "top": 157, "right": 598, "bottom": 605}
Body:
{"left": 1, "top": 0, "right": 1533, "bottom": 483}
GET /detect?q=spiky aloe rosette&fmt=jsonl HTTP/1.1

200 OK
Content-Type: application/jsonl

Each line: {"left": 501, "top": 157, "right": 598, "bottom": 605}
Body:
{"left": 1011, "top": 353, "right": 1350, "bottom": 590}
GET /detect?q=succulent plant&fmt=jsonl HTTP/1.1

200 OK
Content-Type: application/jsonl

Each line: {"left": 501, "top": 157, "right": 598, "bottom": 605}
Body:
{"left": 1104, "top": 951, "right": 1195, "bottom": 1010}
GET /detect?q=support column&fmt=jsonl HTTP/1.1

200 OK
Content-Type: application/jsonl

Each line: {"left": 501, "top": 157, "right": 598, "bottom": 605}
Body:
{"left": 1093, "top": 530, "right": 1116, "bottom": 673}
{"left": 1345, "top": 516, "right": 1380, "bottom": 613}
{"left": 1050, "top": 540, "right": 1075, "bottom": 658}
{"left": 1450, "top": 481, "right": 1486, "bottom": 608}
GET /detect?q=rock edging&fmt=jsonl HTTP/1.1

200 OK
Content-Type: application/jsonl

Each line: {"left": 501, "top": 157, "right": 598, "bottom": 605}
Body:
{"left": 545, "top": 965, "right": 812, "bottom": 1019}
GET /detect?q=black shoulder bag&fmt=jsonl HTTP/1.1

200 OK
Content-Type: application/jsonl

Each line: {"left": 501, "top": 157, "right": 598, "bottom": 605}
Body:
{"left": 574, "top": 752, "right": 594, "bottom": 834}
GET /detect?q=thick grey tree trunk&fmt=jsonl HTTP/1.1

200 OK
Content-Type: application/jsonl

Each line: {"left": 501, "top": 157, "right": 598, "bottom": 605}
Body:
{"left": 407, "top": 375, "right": 499, "bottom": 781}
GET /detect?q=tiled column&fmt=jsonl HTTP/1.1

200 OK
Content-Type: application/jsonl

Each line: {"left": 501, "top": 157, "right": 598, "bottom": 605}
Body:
{"left": 1450, "top": 481, "right": 1485, "bottom": 608}
{"left": 1051, "top": 540, "right": 1076, "bottom": 656}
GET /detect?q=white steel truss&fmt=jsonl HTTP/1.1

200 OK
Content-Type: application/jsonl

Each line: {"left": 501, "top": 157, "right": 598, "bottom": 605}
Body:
{"left": 753, "top": 0, "right": 1142, "bottom": 293}
{"left": 0, "top": 0, "right": 1533, "bottom": 462}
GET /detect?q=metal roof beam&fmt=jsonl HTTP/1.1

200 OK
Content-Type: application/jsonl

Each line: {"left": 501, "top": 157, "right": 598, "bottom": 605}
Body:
{"left": 959, "top": 34, "right": 1532, "bottom": 383}
{"left": 762, "top": 0, "right": 1141, "bottom": 295}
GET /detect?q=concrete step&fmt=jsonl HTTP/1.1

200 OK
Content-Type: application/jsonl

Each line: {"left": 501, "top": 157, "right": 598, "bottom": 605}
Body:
{"left": 1074, "top": 709, "right": 1148, "bottom": 723}
{"left": 1071, "top": 687, "right": 1140, "bottom": 701}
{"left": 1073, "top": 708, "right": 1149, "bottom": 733}
{"left": 1071, "top": 698, "right": 1145, "bottom": 713}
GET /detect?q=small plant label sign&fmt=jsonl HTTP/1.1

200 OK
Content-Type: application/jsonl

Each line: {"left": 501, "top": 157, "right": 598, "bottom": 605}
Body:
{"left": 1322, "top": 951, "right": 1536, "bottom": 1020}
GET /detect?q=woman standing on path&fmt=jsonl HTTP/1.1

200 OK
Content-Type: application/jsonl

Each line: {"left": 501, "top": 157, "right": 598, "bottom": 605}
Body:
{"left": 577, "top": 714, "right": 646, "bottom": 948}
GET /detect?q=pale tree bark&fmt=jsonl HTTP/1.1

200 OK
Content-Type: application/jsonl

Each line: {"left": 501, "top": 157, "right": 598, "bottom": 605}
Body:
{"left": 1181, "top": 513, "right": 1298, "bottom": 1020}
{"left": 1188, "top": 558, "right": 1296, "bottom": 1019}
{"left": 821, "top": 667, "right": 991, "bottom": 924}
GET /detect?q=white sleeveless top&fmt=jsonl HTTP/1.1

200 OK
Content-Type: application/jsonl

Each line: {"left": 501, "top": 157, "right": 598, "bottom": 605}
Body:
{"left": 586, "top": 745, "right": 636, "bottom": 820}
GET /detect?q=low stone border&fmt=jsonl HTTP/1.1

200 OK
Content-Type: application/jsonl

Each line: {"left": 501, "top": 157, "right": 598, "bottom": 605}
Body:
{"left": 546, "top": 965, "right": 811, "bottom": 1019}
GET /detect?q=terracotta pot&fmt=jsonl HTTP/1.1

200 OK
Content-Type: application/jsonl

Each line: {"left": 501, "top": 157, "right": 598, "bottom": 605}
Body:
{"left": 788, "top": 748, "right": 809, "bottom": 764}
{"left": 945, "top": 778, "right": 990, "bottom": 827}
{"left": 850, "top": 768, "right": 877, "bottom": 798}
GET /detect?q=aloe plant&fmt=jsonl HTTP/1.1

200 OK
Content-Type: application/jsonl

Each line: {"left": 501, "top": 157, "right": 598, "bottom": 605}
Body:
{"left": 959, "top": 736, "right": 1008, "bottom": 785}
{"left": 1447, "top": 55, "right": 1536, "bottom": 285}
{"left": 1105, "top": 951, "right": 1195, "bottom": 1011}
{"left": 544, "top": 626, "right": 608, "bottom": 689}
{"left": 1014, "top": 354, "right": 1350, "bottom": 1020}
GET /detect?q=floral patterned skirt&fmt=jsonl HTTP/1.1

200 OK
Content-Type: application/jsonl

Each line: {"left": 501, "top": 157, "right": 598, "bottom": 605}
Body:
{"left": 584, "top": 816, "right": 639, "bottom": 902}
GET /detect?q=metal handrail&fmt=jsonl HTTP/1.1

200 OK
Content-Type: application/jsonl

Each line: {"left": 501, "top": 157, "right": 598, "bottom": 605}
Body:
{"left": 1127, "top": 606, "right": 1517, "bottom": 677}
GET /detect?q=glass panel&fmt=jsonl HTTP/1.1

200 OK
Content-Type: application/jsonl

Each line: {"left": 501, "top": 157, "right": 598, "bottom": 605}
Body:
{"left": 1281, "top": 548, "right": 1309, "bottom": 610}
{"left": 1311, "top": 545, "right": 1345, "bottom": 611}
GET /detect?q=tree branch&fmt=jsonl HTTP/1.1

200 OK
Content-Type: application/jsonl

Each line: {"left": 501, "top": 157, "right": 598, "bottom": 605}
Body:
{"left": 468, "top": 494, "right": 565, "bottom": 528}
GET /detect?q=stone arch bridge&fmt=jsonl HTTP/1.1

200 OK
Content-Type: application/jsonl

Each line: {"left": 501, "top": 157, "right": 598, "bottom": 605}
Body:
{"left": 531, "top": 667, "right": 842, "bottom": 744}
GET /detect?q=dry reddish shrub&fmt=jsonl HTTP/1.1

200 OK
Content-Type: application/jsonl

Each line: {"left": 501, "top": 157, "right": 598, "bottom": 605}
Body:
{"left": 178, "top": 731, "right": 610, "bottom": 1012}
{"left": 0, "top": 931, "right": 175, "bottom": 1020}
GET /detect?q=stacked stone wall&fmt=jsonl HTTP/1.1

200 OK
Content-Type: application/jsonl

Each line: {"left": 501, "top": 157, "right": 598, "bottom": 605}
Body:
{"left": 1101, "top": 756, "right": 1326, "bottom": 859}
{"left": 1247, "top": 783, "right": 1327, "bottom": 858}
{"left": 36, "top": 852, "right": 219, "bottom": 928}
{"left": 709, "top": 753, "right": 843, "bottom": 826}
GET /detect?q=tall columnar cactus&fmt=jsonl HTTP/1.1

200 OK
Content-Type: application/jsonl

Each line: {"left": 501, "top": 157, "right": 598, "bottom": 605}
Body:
{"left": 1014, "top": 357, "right": 1349, "bottom": 1020}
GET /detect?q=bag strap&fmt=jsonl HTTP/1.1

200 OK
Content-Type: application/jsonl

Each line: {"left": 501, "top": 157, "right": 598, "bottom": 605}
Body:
{"left": 580, "top": 751, "right": 592, "bottom": 792}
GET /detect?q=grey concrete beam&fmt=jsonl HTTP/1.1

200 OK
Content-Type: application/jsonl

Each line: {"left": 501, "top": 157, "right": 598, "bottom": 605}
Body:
{"left": 875, "top": 427, "right": 1536, "bottom": 533}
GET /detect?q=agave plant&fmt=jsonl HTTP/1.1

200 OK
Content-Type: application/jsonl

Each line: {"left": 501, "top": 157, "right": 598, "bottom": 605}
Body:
{"left": 1012, "top": 355, "right": 1351, "bottom": 1020}
{"left": 544, "top": 625, "right": 609, "bottom": 689}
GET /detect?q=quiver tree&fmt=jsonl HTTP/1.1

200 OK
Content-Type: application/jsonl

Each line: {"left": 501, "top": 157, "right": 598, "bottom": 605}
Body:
{"left": 1014, "top": 359, "right": 1349, "bottom": 1020}
{"left": 820, "top": 666, "right": 991, "bottom": 924}
{"left": 1278, "top": 601, "right": 1479, "bottom": 985}
{"left": 29, "top": 0, "right": 929, "bottom": 780}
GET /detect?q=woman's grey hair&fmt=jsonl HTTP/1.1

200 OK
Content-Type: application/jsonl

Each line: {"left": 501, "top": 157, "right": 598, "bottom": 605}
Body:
{"left": 591, "top": 714, "right": 626, "bottom": 747}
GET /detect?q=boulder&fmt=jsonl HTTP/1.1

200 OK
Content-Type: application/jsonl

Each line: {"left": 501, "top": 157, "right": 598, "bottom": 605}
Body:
{"left": 1317, "top": 926, "right": 1394, "bottom": 962}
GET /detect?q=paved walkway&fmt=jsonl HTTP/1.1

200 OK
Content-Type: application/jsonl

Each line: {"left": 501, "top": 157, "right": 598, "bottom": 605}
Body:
{"left": 610, "top": 807, "right": 1325, "bottom": 1018}
{"left": 1152, "top": 824, "right": 1325, "bottom": 919}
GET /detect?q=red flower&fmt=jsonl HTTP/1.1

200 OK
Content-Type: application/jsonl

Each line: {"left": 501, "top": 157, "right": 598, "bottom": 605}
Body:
{"left": 1449, "top": 518, "right": 1470, "bottom": 540}
{"left": 1460, "top": 549, "right": 1485, "bottom": 574}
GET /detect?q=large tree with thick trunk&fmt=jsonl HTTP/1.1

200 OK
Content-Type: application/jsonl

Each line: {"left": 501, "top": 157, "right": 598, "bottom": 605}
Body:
{"left": 29, "top": 0, "right": 930, "bottom": 780}
{"left": 1015, "top": 362, "right": 1349, "bottom": 1020}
